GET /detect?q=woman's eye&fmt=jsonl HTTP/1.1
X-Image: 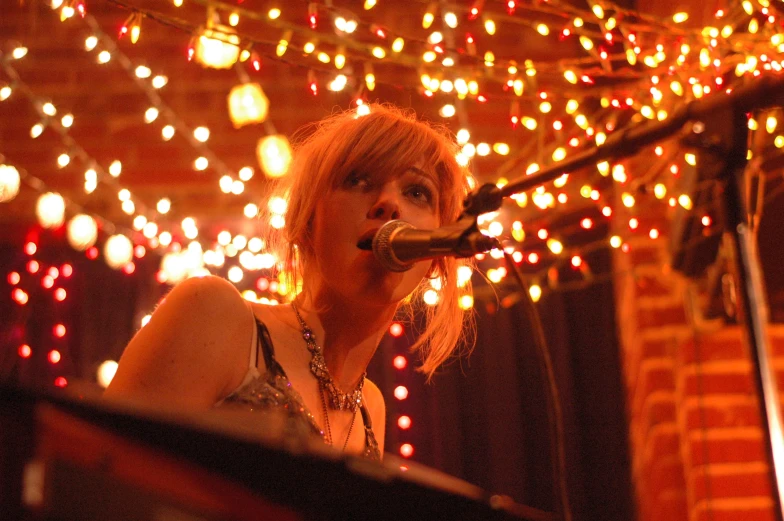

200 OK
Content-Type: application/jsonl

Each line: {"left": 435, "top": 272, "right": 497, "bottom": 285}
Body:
{"left": 346, "top": 175, "right": 369, "bottom": 187}
{"left": 408, "top": 184, "right": 433, "bottom": 204}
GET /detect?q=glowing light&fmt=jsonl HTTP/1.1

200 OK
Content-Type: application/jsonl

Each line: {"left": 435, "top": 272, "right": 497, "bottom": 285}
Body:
{"left": 493, "top": 143, "right": 510, "bottom": 155}
{"left": 36, "top": 192, "right": 65, "bottom": 228}
{"left": 194, "top": 25, "right": 241, "bottom": 69}
{"left": 529, "top": 284, "right": 542, "bottom": 302}
{"left": 18, "top": 344, "right": 31, "bottom": 358}
{"left": 228, "top": 266, "right": 243, "bottom": 283}
{"left": 546, "top": 239, "right": 563, "bottom": 254}
{"left": 193, "top": 126, "right": 210, "bottom": 142}
{"left": 67, "top": 214, "right": 98, "bottom": 251}
{"left": 105, "top": 235, "right": 134, "bottom": 269}
{"left": 48, "top": 350, "right": 61, "bottom": 364}
{"left": 398, "top": 415, "right": 412, "bottom": 429}
{"left": 53, "top": 324, "right": 66, "bottom": 338}
{"left": 144, "top": 106, "right": 159, "bottom": 123}
{"left": 389, "top": 322, "right": 404, "bottom": 337}
{"left": 0, "top": 164, "right": 21, "bottom": 202}
{"left": 393, "top": 356, "right": 407, "bottom": 369}
{"left": 579, "top": 36, "right": 594, "bottom": 51}
{"left": 257, "top": 135, "right": 292, "bottom": 178}
{"left": 400, "top": 443, "right": 414, "bottom": 458}
{"left": 194, "top": 157, "right": 209, "bottom": 171}
{"left": 423, "top": 289, "right": 439, "bottom": 305}
{"left": 394, "top": 386, "right": 409, "bottom": 400}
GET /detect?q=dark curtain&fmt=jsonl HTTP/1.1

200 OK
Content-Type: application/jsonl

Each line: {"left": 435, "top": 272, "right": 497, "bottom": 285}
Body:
{"left": 369, "top": 251, "right": 635, "bottom": 521}
{"left": 0, "top": 232, "right": 162, "bottom": 389}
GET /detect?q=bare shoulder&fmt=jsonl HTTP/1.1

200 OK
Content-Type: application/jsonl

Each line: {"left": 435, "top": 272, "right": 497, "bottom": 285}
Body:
{"left": 104, "top": 275, "right": 254, "bottom": 409}
{"left": 363, "top": 378, "right": 386, "bottom": 453}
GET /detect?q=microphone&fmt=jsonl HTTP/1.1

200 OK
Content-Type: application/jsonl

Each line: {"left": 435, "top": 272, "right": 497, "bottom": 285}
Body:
{"left": 366, "top": 219, "right": 499, "bottom": 272}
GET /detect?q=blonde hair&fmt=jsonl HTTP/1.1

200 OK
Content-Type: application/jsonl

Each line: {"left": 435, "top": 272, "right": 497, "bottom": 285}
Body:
{"left": 266, "top": 104, "right": 475, "bottom": 379}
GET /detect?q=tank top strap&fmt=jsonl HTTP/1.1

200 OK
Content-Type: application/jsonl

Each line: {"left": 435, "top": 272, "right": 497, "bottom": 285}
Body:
{"left": 255, "top": 318, "right": 291, "bottom": 379}
{"left": 359, "top": 398, "right": 373, "bottom": 429}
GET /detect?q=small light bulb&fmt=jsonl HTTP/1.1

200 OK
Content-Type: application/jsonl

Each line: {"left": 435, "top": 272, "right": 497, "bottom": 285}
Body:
{"left": 193, "top": 126, "right": 210, "bottom": 142}
{"left": 194, "top": 157, "right": 209, "bottom": 171}
{"left": 152, "top": 75, "right": 168, "bottom": 89}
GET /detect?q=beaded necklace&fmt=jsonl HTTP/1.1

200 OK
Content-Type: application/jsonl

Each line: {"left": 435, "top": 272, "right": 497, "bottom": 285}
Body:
{"left": 291, "top": 303, "right": 364, "bottom": 449}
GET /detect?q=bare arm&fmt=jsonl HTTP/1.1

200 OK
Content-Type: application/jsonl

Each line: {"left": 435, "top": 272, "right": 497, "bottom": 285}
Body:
{"left": 104, "top": 275, "right": 252, "bottom": 410}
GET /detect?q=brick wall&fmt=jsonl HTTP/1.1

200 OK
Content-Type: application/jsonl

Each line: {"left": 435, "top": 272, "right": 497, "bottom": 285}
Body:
{"left": 614, "top": 235, "right": 782, "bottom": 521}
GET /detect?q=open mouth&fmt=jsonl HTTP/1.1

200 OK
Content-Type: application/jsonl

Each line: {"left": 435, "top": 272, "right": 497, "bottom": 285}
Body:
{"left": 356, "top": 229, "right": 378, "bottom": 250}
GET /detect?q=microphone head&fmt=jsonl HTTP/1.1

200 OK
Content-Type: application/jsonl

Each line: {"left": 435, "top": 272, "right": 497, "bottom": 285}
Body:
{"left": 372, "top": 220, "right": 415, "bottom": 272}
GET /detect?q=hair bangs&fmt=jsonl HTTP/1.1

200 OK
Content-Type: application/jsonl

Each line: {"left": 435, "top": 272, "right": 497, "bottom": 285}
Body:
{"left": 325, "top": 114, "right": 447, "bottom": 191}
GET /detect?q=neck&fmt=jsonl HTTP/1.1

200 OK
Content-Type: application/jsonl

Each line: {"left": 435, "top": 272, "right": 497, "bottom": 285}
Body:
{"left": 295, "top": 289, "right": 396, "bottom": 391}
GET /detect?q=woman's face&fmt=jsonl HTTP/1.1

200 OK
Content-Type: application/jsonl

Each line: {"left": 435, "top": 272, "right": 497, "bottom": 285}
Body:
{"left": 307, "top": 162, "right": 443, "bottom": 308}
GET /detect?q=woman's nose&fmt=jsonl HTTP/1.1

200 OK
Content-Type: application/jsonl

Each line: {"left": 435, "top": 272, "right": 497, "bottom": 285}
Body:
{"left": 367, "top": 186, "right": 401, "bottom": 221}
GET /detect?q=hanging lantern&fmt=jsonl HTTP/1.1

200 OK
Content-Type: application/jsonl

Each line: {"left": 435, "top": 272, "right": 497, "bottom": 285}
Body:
{"left": 228, "top": 83, "right": 269, "bottom": 128}
{"left": 67, "top": 214, "right": 98, "bottom": 251}
{"left": 36, "top": 192, "right": 65, "bottom": 228}
{"left": 194, "top": 25, "right": 240, "bottom": 69}
{"left": 256, "top": 135, "right": 292, "bottom": 178}
{"left": 0, "top": 164, "right": 21, "bottom": 202}
{"left": 104, "top": 234, "right": 133, "bottom": 269}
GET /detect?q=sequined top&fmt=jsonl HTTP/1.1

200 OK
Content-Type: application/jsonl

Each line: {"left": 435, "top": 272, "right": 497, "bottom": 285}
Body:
{"left": 215, "top": 309, "right": 381, "bottom": 461}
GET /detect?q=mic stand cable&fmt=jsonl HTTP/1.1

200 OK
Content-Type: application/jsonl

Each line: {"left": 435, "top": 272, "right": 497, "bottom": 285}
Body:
{"left": 503, "top": 252, "right": 572, "bottom": 521}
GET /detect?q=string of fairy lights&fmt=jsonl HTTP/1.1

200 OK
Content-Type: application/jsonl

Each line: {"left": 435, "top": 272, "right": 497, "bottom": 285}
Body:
{"left": 3, "top": 2, "right": 775, "bottom": 308}
{"left": 3, "top": 0, "right": 784, "bottom": 458}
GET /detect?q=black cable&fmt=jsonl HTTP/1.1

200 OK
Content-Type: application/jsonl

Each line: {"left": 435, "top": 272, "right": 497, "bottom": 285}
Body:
{"left": 503, "top": 251, "right": 572, "bottom": 521}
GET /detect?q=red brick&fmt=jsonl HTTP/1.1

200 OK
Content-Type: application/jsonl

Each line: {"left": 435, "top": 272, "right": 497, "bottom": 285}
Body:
{"left": 641, "top": 338, "right": 671, "bottom": 360}
{"left": 643, "top": 394, "right": 678, "bottom": 433}
{"left": 630, "top": 245, "right": 664, "bottom": 266}
{"left": 635, "top": 361, "right": 676, "bottom": 410}
{"left": 692, "top": 497, "right": 775, "bottom": 521}
{"left": 648, "top": 455, "right": 686, "bottom": 501}
{"left": 637, "top": 306, "right": 688, "bottom": 329}
{"left": 644, "top": 424, "right": 681, "bottom": 465}
{"left": 682, "top": 396, "right": 761, "bottom": 430}
{"left": 679, "top": 335, "right": 748, "bottom": 365}
{"left": 690, "top": 463, "right": 771, "bottom": 502}
{"left": 636, "top": 273, "right": 676, "bottom": 298}
{"left": 651, "top": 489, "right": 687, "bottom": 521}
{"left": 681, "top": 363, "right": 755, "bottom": 396}
{"left": 688, "top": 429, "right": 765, "bottom": 466}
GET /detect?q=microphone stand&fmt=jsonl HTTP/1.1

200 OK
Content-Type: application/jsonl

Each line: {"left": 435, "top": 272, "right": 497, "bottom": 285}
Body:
{"left": 461, "top": 73, "right": 784, "bottom": 521}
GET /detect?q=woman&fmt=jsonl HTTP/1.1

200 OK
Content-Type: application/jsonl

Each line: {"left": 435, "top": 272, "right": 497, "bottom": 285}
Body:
{"left": 104, "top": 104, "right": 475, "bottom": 460}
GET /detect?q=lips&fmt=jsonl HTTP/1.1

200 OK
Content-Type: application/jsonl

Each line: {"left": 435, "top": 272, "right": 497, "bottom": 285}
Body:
{"left": 356, "top": 228, "right": 379, "bottom": 250}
